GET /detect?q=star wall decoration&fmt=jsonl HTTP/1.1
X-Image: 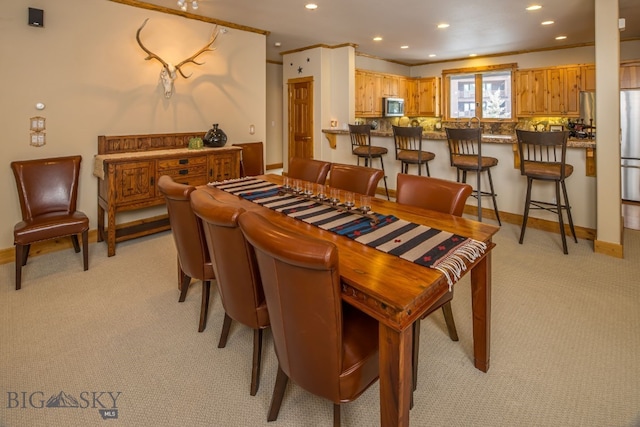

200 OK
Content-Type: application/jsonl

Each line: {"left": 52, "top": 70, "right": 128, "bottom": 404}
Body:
{"left": 290, "top": 58, "right": 311, "bottom": 74}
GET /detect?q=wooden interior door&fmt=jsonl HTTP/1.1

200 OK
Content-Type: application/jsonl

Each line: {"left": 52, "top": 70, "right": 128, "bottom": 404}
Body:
{"left": 288, "top": 77, "right": 314, "bottom": 163}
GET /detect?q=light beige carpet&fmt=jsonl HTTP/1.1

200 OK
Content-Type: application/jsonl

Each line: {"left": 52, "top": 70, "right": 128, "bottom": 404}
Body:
{"left": 1, "top": 221, "right": 639, "bottom": 427}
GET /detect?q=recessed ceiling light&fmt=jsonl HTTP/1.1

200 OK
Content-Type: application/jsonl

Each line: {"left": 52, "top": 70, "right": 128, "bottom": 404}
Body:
{"left": 526, "top": 5, "right": 542, "bottom": 11}
{"left": 429, "top": 54, "right": 437, "bottom": 58}
{"left": 373, "top": 36, "right": 382, "bottom": 42}
{"left": 437, "top": 23, "right": 450, "bottom": 29}
{"left": 305, "top": 3, "right": 318, "bottom": 10}
{"left": 555, "top": 35, "right": 567, "bottom": 40}
{"left": 401, "top": 45, "right": 409, "bottom": 49}
{"left": 469, "top": 53, "right": 477, "bottom": 57}
{"left": 542, "top": 20, "right": 554, "bottom": 25}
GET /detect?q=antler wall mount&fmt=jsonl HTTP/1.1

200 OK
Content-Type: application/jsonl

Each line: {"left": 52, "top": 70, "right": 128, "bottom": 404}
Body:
{"left": 136, "top": 18, "right": 219, "bottom": 98}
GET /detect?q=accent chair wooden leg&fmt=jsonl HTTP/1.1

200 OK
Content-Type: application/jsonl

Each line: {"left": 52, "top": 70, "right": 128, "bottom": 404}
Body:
{"left": 22, "top": 244, "right": 31, "bottom": 266}
{"left": 15, "top": 244, "right": 23, "bottom": 290}
{"left": 82, "top": 230, "right": 89, "bottom": 271}
{"left": 71, "top": 234, "right": 81, "bottom": 253}
{"left": 198, "top": 280, "right": 211, "bottom": 332}
{"left": 555, "top": 181, "right": 568, "bottom": 254}
{"left": 250, "top": 328, "right": 264, "bottom": 396}
{"left": 267, "top": 365, "right": 289, "bottom": 422}
{"left": 333, "top": 403, "right": 341, "bottom": 427}
{"left": 218, "top": 313, "right": 232, "bottom": 348}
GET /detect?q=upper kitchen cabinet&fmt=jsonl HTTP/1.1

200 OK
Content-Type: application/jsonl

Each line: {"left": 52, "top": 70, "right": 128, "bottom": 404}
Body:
{"left": 355, "top": 70, "right": 440, "bottom": 118}
{"left": 620, "top": 62, "right": 640, "bottom": 89}
{"left": 547, "top": 66, "right": 581, "bottom": 116}
{"left": 382, "top": 75, "right": 400, "bottom": 97}
{"left": 404, "top": 78, "right": 419, "bottom": 116}
{"left": 417, "top": 77, "right": 440, "bottom": 117}
{"left": 355, "top": 70, "right": 383, "bottom": 117}
{"left": 516, "top": 65, "right": 589, "bottom": 117}
{"left": 581, "top": 65, "right": 596, "bottom": 91}
{"left": 515, "top": 68, "right": 547, "bottom": 116}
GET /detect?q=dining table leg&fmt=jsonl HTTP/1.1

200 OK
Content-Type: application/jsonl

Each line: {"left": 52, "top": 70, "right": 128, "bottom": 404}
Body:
{"left": 470, "top": 251, "right": 492, "bottom": 372}
{"left": 378, "top": 322, "right": 412, "bottom": 427}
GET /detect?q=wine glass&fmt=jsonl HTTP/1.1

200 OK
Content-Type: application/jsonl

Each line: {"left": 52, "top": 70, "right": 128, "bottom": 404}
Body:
{"left": 316, "top": 184, "right": 327, "bottom": 201}
{"left": 329, "top": 187, "right": 341, "bottom": 206}
{"left": 293, "top": 179, "right": 302, "bottom": 194}
{"left": 359, "top": 195, "right": 372, "bottom": 213}
{"left": 344, "top": 192, "right": 355, "bottom": 210}
{"left": 282, "top": 176, "right": 292, "bottom": 191}
{"left": 304, "top": 181, "right": 314, "bottom": 197}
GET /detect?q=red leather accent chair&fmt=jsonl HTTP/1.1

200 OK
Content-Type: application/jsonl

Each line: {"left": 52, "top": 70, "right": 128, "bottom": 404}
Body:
{"left": 11, "top": 156, "right": 89, "bottom": 290}
{"left": 190, "top": 189, "right": 270, "bottom": 396}
{"left": 327, "top": 163, "right": 384, "bottom": 197}
{"left": 395, "top": 173, "right": 472, "bottom": 398}
{"left": 287, "top": 157, "right": 331, "bottom": 184}
{"left": 238, "top": 211, "right": 379, "bottom": 427}
{"left": 157, "top": 175, "right": 214, "bottom": 332}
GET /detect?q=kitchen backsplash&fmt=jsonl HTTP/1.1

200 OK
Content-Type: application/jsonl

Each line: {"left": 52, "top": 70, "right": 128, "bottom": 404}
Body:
{"left": 355, "top": 116, "right": 570, "bottom": 134}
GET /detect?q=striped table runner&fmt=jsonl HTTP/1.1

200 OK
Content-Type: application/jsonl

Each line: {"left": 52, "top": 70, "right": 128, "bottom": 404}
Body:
{"left": 210, "top": 178, "right": 486, "bottom": 288}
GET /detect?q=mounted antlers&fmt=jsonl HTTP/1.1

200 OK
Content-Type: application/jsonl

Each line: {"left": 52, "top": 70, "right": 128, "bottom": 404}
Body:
{"left": 136, "top": 18, "right": 219, "bottom": 98}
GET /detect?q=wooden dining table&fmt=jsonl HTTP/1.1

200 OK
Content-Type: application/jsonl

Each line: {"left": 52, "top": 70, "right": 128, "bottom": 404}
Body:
{"left": 201, "top": 174, "right": 499, "bottom": 427}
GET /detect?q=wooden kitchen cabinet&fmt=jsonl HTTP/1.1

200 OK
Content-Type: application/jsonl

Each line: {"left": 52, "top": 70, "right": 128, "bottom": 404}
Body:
{"left": 404, "top": 78, "right": 419, "bottom": 116}
{"left": 355, "top": 70, "right": 383, "bottom": 117}
{"left": 515, "top": 68, "right": 547, "bottom": 116}
{"left": 581, "top": 65, "right": 596, "bottom": 91}
{"left": 620, "top": 63, "right": 640, "bottom": 89}
{"left": 417, "top": 77, "right": 440, "bottom": 117}
{"left": 382, "top": 75, "right": 400, "bottom": 97}
{"left": 547, "top": 66, "right": 581, "bottom": 116}
{"left": 96, "top": 132, "right": 241, "bottom": 256}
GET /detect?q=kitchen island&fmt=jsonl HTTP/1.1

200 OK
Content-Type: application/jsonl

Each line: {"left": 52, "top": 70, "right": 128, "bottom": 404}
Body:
{"left": 321, "top": 128, "right": 597, "bottom": 238}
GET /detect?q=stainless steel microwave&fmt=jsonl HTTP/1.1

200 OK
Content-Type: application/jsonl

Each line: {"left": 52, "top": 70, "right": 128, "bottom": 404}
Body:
{"left": 384, "top": 97, "right": 405, "bottom": 117}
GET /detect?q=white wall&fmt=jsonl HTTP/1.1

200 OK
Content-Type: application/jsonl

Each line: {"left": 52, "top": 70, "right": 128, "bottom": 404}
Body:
{"left": 266, "top": 62, "right": 284, "bottom": 168}
{"left": 0, "top": 0, "right": 266, "bottom": 250}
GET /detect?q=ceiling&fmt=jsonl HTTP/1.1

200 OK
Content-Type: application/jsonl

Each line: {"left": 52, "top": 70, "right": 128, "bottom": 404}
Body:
{"left": 140, "top": 0, "right": 640, "bottom": 65}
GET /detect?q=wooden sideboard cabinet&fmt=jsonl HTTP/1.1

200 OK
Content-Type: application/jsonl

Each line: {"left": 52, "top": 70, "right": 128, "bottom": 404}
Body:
{"left": 95, "top": 132, "right": 241, "bottom": 256}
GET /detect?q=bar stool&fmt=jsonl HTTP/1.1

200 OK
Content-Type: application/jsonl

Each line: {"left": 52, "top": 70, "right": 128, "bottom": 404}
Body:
{"left": 348, "top": 124, "right": 390, "bottom": 200}
{"left": 445, "top": 127, "right": 501, "bottom": 225}
{"left": 392, "top": 125, "right": 435, "bottom": 176}
{"left": 516, "top": 129, "right": 577, "bottom": 254}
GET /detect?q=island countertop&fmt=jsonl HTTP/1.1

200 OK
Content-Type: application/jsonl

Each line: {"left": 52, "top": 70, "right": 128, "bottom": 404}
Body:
{"left": 321, "top": 128, "right": 596, "bottom": 149}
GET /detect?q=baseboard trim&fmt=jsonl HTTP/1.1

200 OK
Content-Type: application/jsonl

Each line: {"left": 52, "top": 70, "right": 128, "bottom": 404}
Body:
{"left": 594, "top": 239, "right": 624, "bottom": 258}
{"left": 0, "top": 230, "right": 100, "bottom": 265}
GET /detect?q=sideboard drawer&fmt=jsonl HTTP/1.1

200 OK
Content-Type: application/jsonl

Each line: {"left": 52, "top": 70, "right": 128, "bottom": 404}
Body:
{"left": 157, "top": 156, "right": 207, "bottom": 170}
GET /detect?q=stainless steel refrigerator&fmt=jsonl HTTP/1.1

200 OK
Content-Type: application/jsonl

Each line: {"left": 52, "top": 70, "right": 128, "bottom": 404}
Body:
{"left": 621, "top": 90, "right": 640, "bottom": 202}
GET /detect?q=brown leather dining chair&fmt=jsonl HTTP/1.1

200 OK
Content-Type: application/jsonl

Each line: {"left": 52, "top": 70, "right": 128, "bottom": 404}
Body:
{"left": 395, "top": 173, "right": 472, "bottom": 395}
{"left": 232, "top": 142, "right": 264, "bottom": 177}
{"left": 348, "top": 124, "right": 390, "bottom": 199}
{"left": 157, "top": 175, "right": 214, "bottom": 332}
{"left": 516, "top": 129, "right": 577, "bottom": 254}
{"left": 11, "top": 155, "right": 89, "bottom": 290}
{"left": 392, "top": 125, "right": 436, "bottom": 176}
{"left": 238, "top": 211, "right": 379, "bottom": 427}
{"left": 327, "top": 163, "right": 384, "bottom": 197}
{"left": 445, "top": 127, "right": 502, "bottom": 225}
{"left": 190, "top": 189, "right": 270, "bottom": 396}
{"left": 287, "top": 157, "right": 331, "bottom": 184}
